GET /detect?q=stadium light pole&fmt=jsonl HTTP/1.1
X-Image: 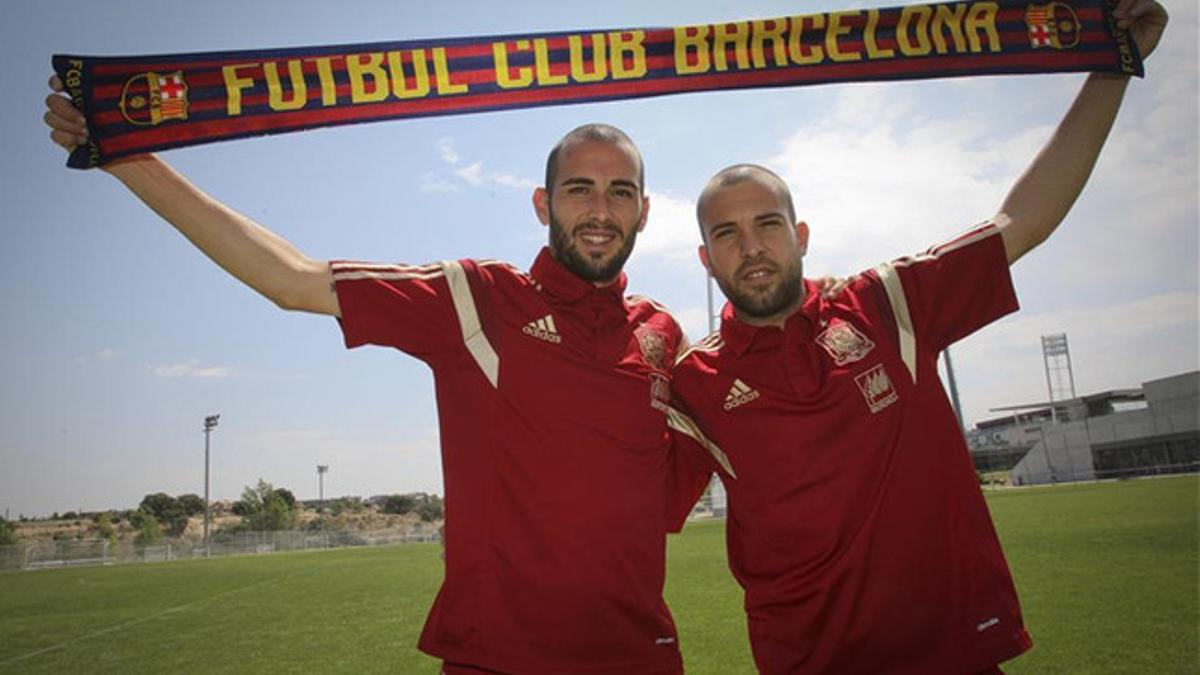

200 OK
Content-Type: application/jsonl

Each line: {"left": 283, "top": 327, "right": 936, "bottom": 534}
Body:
{"left": 317, "top": 465, "right": 329, "bottom": 513}
{"left": 203, "top": 414, "right": 220, "bottom": 554}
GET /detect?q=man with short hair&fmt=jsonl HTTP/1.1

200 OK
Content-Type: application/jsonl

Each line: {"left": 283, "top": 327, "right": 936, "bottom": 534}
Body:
{"left": 666, "top": 1, "right": 1167, "bottom": 672}
{"left": 43, "top": 94, "right": 690, "bottom": 671}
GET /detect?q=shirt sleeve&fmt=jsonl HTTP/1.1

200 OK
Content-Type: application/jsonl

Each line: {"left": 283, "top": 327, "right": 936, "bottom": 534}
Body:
{"left": 867, "top": 222, "right": 1019, "bottom": 360}
{"left": 330, "top": 259, "right": 467, "bottom": 362}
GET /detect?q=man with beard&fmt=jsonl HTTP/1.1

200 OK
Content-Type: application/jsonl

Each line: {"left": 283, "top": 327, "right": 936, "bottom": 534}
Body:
{"left": 664, "top": 1, "right": 1167, "bottom": 673}
{"left": 41, "top": 104, "right": 688, "bottom": 672}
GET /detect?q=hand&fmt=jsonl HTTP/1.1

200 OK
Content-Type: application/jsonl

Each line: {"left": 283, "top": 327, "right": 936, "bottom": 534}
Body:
{"left": 813, "top": 275, "right": 853, "bottom": 299}
{"left": 1112, "top": 0, "right": 1168, "bottom": 60}
{"left": 44, "top": 75, "right": 89, "bottom": 152}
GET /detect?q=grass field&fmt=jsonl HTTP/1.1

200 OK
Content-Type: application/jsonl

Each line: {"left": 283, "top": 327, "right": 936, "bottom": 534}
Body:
{"left": 1, "top": 475, "right": 1195, "bottom": 674}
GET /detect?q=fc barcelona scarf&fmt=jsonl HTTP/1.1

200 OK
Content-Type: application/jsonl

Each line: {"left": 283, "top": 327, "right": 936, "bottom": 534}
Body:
{"left": 54, "top": 0, "right": 1141, "bottom": 169}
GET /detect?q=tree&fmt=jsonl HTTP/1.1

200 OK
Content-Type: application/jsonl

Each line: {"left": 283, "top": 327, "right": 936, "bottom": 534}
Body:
{"left": 236, "top": 479, "right": 296, "bottom": 531}
{"left": 177, "top": 493, "right": 205, "bottom": 516}
{"left": 415, "top": 494, "right": 444, "bottom": 523}
{"left": 96, "top": 513, "right": 118, "bottom": 547}
{"left": 381, "top": 494, "right": 416, "bottom": 515}
{"left": 138, "top": 493, "right": 188, "bottom": 536}
{"left": 0, "top": 517, "right": 18, "bottom": 546}
{"left": 130, "top": 509, "right": 162, "bottom": 543}
{"left": 273, "top": 488, "right": 297, "bottom": 510}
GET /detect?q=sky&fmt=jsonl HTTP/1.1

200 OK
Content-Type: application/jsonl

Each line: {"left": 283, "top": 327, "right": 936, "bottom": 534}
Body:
{"left": 1, "top": 0, "right": 1196, "bottom": 518}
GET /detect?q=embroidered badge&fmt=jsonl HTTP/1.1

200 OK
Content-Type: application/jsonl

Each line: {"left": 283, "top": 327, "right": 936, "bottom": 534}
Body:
{"left": 635, "top": 325, "right": 668, "bottom": 370}
{"left": 1026, "top": 2, "right": 1081, "bottom": 50}
{"left": 816, "top": 320, "right": 876, "bottom": 366}
{"left": 120, "top": 71, "right": 189, "bottom": 126}
{"left": 855, "top": 364, "right": 899, "bottom": 413}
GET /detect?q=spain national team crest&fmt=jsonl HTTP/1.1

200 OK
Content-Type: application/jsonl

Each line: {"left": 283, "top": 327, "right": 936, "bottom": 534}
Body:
{"left": 119, "top": 71, "right": 189, "bottom": 126}
{"left": 855, "top": 364, "right": 898, "bottom": 413}
{"left": 816, "top": 320, "right": 875, "bottom": 366}
{"left": 1025, "top": 2, "right": 1082, "bottom": 50}
{"left": 635, "top": 325, "right": 668, "bottom": 371}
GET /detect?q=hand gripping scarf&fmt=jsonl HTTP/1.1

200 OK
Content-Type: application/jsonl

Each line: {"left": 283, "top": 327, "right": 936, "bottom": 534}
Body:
{"left": 53, "top": 0, "right": 1141, "bottom": 169}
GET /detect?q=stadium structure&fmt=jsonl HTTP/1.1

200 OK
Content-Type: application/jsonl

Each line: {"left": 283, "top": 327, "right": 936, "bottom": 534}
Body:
{"left": 966, "top": 371, "right": 1200, "bottom": 485}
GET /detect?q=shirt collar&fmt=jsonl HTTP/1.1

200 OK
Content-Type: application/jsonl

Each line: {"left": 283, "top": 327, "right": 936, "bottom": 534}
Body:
{"left": 719, "top": 278, "right": 822, "bottom": 355}
{"left": 529, "top": 247, "right": 629, "bottom": 306}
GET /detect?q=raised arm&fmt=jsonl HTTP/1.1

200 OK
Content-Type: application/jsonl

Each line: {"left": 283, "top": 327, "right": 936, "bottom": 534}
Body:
{"left": 996, "top": 0, "right": 1167, "bottom": 264}
{"left": 44, "top": 77, "right": 340, "bottom": 317}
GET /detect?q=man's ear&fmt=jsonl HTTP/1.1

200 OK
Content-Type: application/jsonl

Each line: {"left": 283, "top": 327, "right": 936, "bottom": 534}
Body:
{"left": 698, "top": 245, "right": 712, "bottom": 274}
{"left": 533, "top": 187, "right": 551, "bottom": 226}
{"left": 795, "top": 220, "right": 810, "bottom": 256}
{"left": 636, "top": 194, "right": 650, "bottom": 233}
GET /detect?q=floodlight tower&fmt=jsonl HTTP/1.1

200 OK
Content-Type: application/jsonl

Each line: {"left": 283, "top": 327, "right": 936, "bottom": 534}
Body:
{"left": 203, "top": 414, "right": 220, "bottom": 551}
{"left": 317, "top": 465, "right": 329, "bottom": 513}
{"left": 1041, "top": 333, "right": 1077, "bottom": 421}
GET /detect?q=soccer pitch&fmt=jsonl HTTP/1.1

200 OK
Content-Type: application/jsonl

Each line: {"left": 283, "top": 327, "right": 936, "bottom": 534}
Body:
{"left": 1, "top": 475, "right": 1195, "bottom": 674}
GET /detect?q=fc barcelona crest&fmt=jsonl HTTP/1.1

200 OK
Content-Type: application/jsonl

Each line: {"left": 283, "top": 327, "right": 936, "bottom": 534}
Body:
{"left": 1025, "top": 2, "right": 1082, "bottom": 50}
{"left": 119, "top": 71, "right": 189, "bottom": 126}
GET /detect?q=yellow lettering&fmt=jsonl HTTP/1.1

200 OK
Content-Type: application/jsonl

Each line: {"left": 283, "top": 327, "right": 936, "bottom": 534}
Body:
{"left": 569, "top": 34, "right": 609, "bottom": 83}
{"left": 493, "top": 40, "right": 534, "bottom": 89}
{"left": 966, "top": 2, "right": 1001, "bottom": 53}
{"left": 751, "top": 19, "right": 789, "bottom": 69}
{"left": 432, "top": 47, "right": 469, "bottom": 95}
{"left": 534, "top": 39, "right": 568, "bottom": 86}
{"left": 306, "top": 57, "right": 338, "bottom": 106}
{"left": 826, "top": 11, "right": 862, "bottom": 62}
{"left": 712, "top": 22, "right": 750, "bottom": 71}
{"left": 788, "top": 15, "right": 826, "bottom": 65}
{"left": 387, "top": 50, "right": 431, "bottom": 99}
{"left": 609, "top": 31, "right": 646, "bottom": 79}
{"left": 931, "top": 4, "right": 968, "bottom": 54}
{"left": 347, "top": 53, "right": 389, "bottom": 103}
{"left": 865, "top": 9, "right": 895, "bottom": 58}
{"left": 222, "top": 63, "right": 258, "bottom": 116}
{"left": 264, "top": 60, "right": 307, "bottom": 111}
{"left": 897, "top": 6, "right": 933, "bottom": 56}
{"left": 674, "top": 26, "right": 710, "bottom": 74}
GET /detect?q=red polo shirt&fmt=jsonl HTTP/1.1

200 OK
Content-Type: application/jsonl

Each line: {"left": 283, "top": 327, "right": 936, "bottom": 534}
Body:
{"left": 669, "top": 224, "right": 1032, "bottom": 674}
{"left": 333, "top": 248, "right": 686, "bottom": 674}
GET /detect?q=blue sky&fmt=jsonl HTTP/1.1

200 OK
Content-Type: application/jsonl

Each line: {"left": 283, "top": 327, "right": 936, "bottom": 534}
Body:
{"left": 1, "top": 0, "right": 1196, "bottom": 518}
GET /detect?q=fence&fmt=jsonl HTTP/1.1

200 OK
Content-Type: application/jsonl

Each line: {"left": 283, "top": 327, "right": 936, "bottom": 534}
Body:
{"left": 0, "top": 527, "right": 440, "bottom": 573}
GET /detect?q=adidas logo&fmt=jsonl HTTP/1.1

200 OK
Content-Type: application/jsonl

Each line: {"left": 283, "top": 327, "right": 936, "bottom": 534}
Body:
{"left": 522, "top": 314, "right": 562, "bottom": 343}
{"left": 723, "top": 379, "right": 760, "bottom": 411}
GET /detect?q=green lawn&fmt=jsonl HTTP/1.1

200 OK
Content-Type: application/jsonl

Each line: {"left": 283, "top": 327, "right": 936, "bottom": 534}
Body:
{"left": 0, "top": 476, "right": 1195, "bottom": 674}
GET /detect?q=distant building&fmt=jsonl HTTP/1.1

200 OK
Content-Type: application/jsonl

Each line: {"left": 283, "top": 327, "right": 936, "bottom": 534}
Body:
{"left": 970, "top": 372, "right": 1199, "bottom": 485}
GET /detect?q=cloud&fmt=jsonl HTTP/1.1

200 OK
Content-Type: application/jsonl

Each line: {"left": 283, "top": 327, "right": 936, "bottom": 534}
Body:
{"left": 150, "top": 359, "right": 233, "bottom": 379}
{"left": 431, "top": 138, "right": 537, "bottom": 192}
{"left": 437, "top": 137, "right": 459, "bottom": 165}
{"left": 454, "top": 161, "right": 485, "bottom": 186}
{"left": 75, "top": 348, "right": 119, "bottom": 365}
{"left": 630, "top": 190, "right": 702, "bottom": 265}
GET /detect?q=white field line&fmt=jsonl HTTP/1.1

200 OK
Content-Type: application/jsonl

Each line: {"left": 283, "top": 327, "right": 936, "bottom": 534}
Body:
{"left": 0, "top": 570, "right": 302, "bottom": 668}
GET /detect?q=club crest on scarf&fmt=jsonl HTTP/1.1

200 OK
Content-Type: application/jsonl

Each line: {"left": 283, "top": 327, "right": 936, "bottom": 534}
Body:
{"left": 120, "top": 71, "right": 189, "bottom": 126}
{"left": 1026, "top": 2, "right": 1082, "bottom": 49}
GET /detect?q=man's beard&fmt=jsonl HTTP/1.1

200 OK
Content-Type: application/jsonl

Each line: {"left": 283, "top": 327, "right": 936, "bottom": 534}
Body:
{"left": 548, "top": 213, "right": 638, "bottom": 284}
{"left": 716, "top": 254, "right": 805, "bottom": 321}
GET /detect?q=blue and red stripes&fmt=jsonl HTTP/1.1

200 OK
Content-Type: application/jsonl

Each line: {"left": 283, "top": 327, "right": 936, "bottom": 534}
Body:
{"left": 53, "top": 0, "right": 1141, "bottom": 169}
